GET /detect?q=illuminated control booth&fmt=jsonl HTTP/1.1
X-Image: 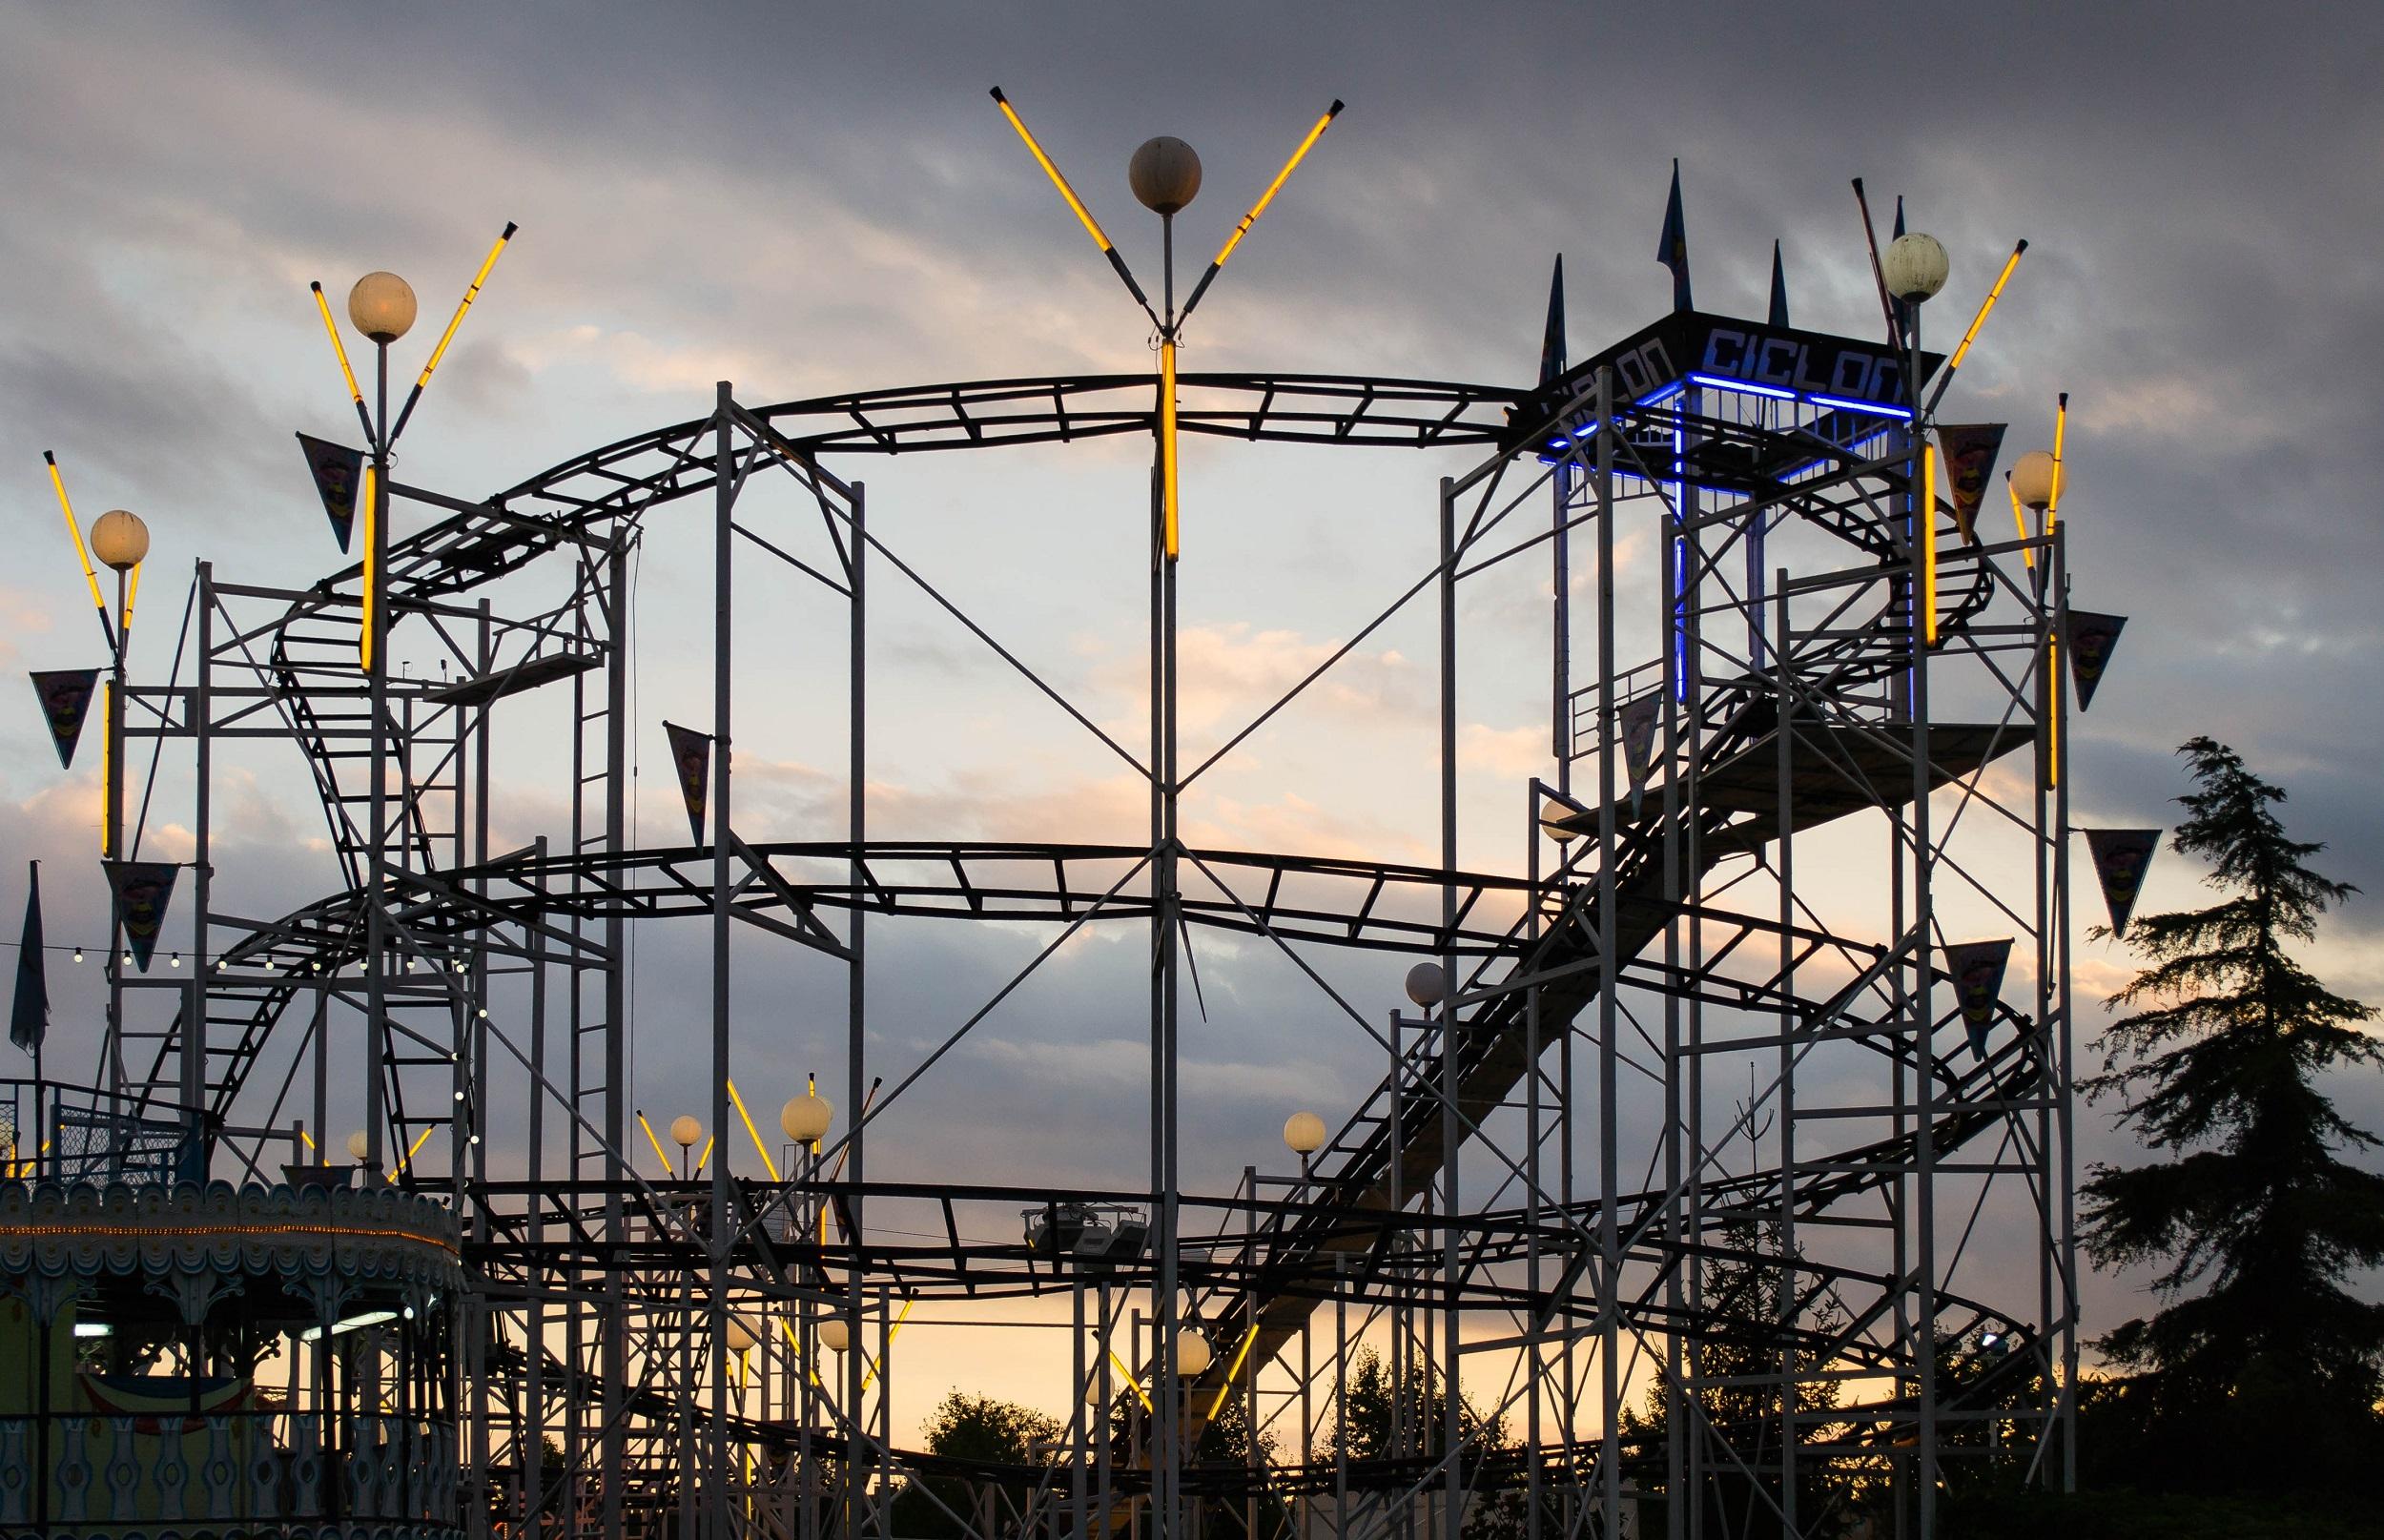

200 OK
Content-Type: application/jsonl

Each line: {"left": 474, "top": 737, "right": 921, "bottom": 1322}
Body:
{"left": 0, "top": 1179, "right": 463, "bottom": 1537}
{"left": 1514, "top": 308, "right": 1940, "bottom": 487}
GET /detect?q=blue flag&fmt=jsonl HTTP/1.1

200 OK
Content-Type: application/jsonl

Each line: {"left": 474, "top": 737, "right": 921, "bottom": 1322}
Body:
{"left": 1538, "top": 256, "right": 1566, "bottom": 386}
{"left": 11, "top": 862, "right": 46, "bottom": 1054}
{"left": 1656, "top": 160, "right": 1691, "bottom": 313}
{"left": 1768, "top": 240, "right": 1789, "bottom": 329}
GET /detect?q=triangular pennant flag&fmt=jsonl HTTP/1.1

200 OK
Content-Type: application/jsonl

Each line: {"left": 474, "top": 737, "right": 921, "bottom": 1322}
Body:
{"left": 2065, "top": 611, "right": 2127, "bottom": 711}
{"left": 1943, "top": 939, "right": 2013, "bottom": 1061}
{"left": 1538, "top": 256, "right": 1567, "bottom": 387}
{"left": 1656, "top": 160, "right": 1692, "bottom": 313}
{"left": 103, "top": 859, "right": 178, "bottom": 973}
{"left": 2084, "top": 829, "right": 2161, "bottom": 936}
{"left": 297, "top": 432, "right": 366, "bottom": 553}
{"left": 1617, "top": 694, "right": 1662, "bottom": 814}
{"left": 1934, "top": 424, "right": 2007, "bottom": 544}
{"left": 664, "top": 721, "right": 713, "bottom": 846}
{"left": 1767, "top": 240, "right": 1789, "bottom": 329}
{"left": 11, "top": 862, "right": 47, "bottom": 1055}
{"left": 28, "top": 668, "right": 100, "bottom": 770}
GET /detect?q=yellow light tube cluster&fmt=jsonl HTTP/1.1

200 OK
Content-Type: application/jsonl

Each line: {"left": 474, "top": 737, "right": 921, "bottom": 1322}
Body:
{"left": 416, "top": 223, "right": 516, "bottom": 391}
{"left": 992, "top": 89, "right": 1114, "bottom": 253}
{"left": 1161, "top": 340, "right": 1181, "bottom": 559}
{"left": 1921, "top": 441, "right": 1939, "bottom": 647}
{"left": 1209, "top": 102, "right": 1343, "bottom": 273}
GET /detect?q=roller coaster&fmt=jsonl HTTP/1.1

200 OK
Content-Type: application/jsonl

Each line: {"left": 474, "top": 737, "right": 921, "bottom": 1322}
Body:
{"left": 40, "top": 197, "right": 2083, "bottom": 1540}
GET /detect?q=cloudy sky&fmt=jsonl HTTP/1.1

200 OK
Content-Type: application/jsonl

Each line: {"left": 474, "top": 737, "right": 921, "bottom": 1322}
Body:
{"left": 3, "top": 3, "right": 2379, "bottom": 1442}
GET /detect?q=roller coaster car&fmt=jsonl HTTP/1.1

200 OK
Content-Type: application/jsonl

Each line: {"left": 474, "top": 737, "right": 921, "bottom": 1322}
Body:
{"left": 1023, "top": 1201, "right": 1148, "bottom": 1270}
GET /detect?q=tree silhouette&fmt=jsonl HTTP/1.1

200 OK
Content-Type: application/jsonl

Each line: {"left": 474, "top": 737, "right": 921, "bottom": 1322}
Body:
{"left": 2080, "top": 736, "right": 2384, "bottom": 1493}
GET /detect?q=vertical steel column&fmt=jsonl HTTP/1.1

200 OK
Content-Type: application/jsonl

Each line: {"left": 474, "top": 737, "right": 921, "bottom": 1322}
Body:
{"left": 1904, "top": 318, "right": 1941, "bottom": 1539}
{"left": 104, "top": 599, "right": 125, "bottom": 1099}
{"left": 462, "top": 598, "right": 492, "bottom": 1539}
{"left": 710, "top": 382, "right": 737, "bottom": 1538}
{"left": 1655, "top": 382, "right": 1696, "bottom": 1540}
{"left": 1148, "top": 430, "right": 1183, "bottom": 1540}
{"left": 1775, "top": 565, "right": 1798, "bottom": 1533}
{"left": 1435, "top": 474, "right": 1462, "bottom": 1540}
{"left": 2049, "top": 525, "right": 2076, "bottom": 1491}
{"left": 849, "top": 481, "right": 873, "bottom": 1540}
{"left": 1524, "top": 801, "right": 1545, "bottom": 1540}
{"left": 525, "top": 837, "right": 551, "bottom": 1538}
{"left": 1588, "top": 369, "right": 1626, "bottom": 1540}
{"left": 184, "top": 564, "right": 213, "bottom": 1137}
{"left": 366, "top": 342, "right": 391, "bottom": 1175}
{"left": 604, "top": 527, "right": 632, "bottom": 1540}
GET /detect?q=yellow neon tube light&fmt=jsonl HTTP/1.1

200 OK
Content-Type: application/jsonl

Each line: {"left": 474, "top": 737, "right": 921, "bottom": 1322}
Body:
{"left": 417, "top": 223, "right": 516, "bottom": 391}
{"left": 44, "top": 453, "right": 111, "bottom": 634}
{"left": 1921, "top": 442, "right": 1939, "bottom": 647}
{"left": 99, "top": 680, "right": 111, "bottom": 856}
{"left": 359, "top": 464, "right": 378, "bottom": 670}
{"left": 636, "top": 1110, "right": 676, "bottom": 1178}
{"left": 311, "top": 281, "right": 365, "bottom": 407}
{"left": 693, "top": 1133, "right": 715, "bottom": 1177}
{"left": 2008, "top": 473, "right": 2033, "bottom": 568}
{"left": 726, "top": 1076, "right": 782, "bottom": 1183}
{"left": 1181, "top": 100, "right": 1345, "bottom": 322}
{"left": 1945, "top": 242, "right": 2024, "bottom": 378}
{"left": 1161, "top": 339, "right": 1181, "bottom": 560}
{"left": 2046, "top": 635, "right": 2061, "bottom": 790}
{"left": 991, "top": 89, "right": 1114, "bottom": 252}
{"left": 2045, "top": 392, "right": 2067, "bottom": 537}
{"left": 859, "top": 1296, "right": 915, "bottom": 1393}
{"left": 1211, "top": 103, "right": 1342, "bottom": 273}
{"left": 385, "top": 1122, "right": 436, "bottom": 1181}
{"left": 121, "top": 562, "right": 141, "bottom": 648}
{"left": 1108, "top": 1348, "right": 1154, "bottom": 1412}
{"left": 1203, "top": 1322, "right": 1263, "bottom": 1421}
{"left": 299, "top": 1129, "right": 318, "bottom": 1152}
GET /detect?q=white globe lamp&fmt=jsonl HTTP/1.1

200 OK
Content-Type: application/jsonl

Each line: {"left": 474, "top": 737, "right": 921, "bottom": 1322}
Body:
{"left": 348, "top": 271, "right": 418, "bottom": 343}
{"left": 780, "top": 1091, "right": 833, "bottom": 1145}
{"left": 1880, "top": 233, "right": 1949, "bottom": 303}
{"left": 1404, "top": 962, "right": 1447, "bottom": 1009}
{"left": 2009, "top": 452, "right": 2064, "bottom": 512}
